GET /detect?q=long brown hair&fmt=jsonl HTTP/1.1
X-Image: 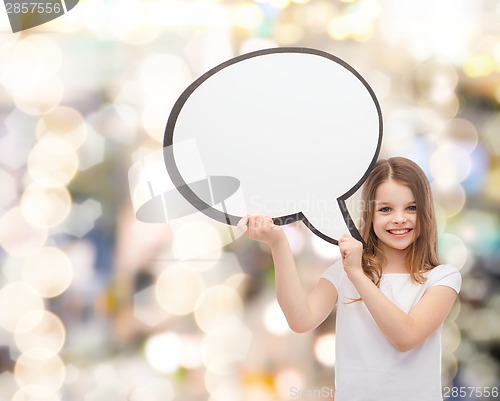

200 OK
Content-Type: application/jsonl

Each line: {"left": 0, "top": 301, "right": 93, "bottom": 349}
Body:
{"left": 359, "top": 157, "right": 440, "bottom": 287}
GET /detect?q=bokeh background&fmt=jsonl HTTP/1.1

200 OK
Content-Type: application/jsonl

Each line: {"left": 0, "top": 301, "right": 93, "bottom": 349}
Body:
{"left": 0, "top": 0, "right": 499, "bottom": 400}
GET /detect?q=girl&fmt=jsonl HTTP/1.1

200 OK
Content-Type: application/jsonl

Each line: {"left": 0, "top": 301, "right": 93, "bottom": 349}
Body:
{"left": 238, "top": 157, "right": 461, "bottom": 401}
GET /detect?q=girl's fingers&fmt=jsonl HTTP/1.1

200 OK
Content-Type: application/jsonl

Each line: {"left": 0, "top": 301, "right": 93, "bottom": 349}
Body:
{"left": 237, "top": 215, "right": 249, "bottom": 233}
{"left": 248, "top": 215, "right": 258, "bottom": 233}
{"left": 339, "top": 233, "right": 352, "bottom": 243}
{"left": 240, "top": 215, "right": 277, "bottom": 239}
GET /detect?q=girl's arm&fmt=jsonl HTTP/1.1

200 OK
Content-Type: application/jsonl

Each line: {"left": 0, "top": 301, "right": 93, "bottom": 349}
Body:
{"left": 239, "top": 215, "right": 338, "bottom": 333}
{"left": 339, "top": 235, "right": 458, "bottom": 352}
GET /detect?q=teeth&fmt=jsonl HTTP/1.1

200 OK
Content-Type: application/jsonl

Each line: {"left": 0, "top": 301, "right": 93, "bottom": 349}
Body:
{"left": 389, "top": 229, "right": 409, "bottom": 235}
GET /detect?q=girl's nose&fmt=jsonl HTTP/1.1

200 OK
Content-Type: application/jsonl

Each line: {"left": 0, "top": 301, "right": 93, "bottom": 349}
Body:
{"left": 393, "top": 211, "right": 407, "bottom": 224}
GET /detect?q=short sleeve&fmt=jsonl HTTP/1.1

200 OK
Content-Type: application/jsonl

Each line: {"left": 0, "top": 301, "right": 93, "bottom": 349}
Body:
{"left": 427, "top": 264, "right": 462, "bottom": 294}
{"left": 321, "top": 259, "right": 345, "bottom": 290}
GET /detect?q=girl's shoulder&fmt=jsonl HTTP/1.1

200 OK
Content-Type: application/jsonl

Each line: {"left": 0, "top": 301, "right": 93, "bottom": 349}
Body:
{"left": 424, "top": 264, "right": 462, "bottom": 293}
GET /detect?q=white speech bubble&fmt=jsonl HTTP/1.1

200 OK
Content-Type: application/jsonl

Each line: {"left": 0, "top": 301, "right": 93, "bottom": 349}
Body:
{"left": 163, "top": 47, "right": 382, "bottom": 245}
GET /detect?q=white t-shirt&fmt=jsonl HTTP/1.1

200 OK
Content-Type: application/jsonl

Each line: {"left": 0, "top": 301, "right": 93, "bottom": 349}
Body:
{"left": 321, "top": 261, "right": 461, "bottom": 401}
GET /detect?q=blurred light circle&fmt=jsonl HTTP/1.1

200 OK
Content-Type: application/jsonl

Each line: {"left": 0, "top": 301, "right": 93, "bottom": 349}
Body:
{"left": 485, "top": 165, "right": 500, "bottom": 201}
{"left": 476, "top": 309, "right": 500, "bottom": 342}
{"left": 269, "top": 0, "right": 290, "bottom": 9}
{"left": 27, "top": 137, "right": 79, "bottom": 187}
{"left": 47, "top": 0, "right": 85, "bottom": 33}
{"left": 14, "top": 310, "right": 66, "bottom": 358}
{"left": 144, "top": 332, "right": 183, "bottom": 373}
{"left": 0, "top": 168, "right": 17, "bottom": 210}
{"left": 25, "top": 36, "right": 62, "bottom": 77}
{"left": 13, "top": 77, "right": 64, "bottom": 116}
{"left": 200, "top": 319, "right": 251, "bottom": 374}
{"left": 417, "top": 108, "right": 443, "bottom": 128}
{"left": 155, "top": 265, "right": 205, "bottom": 316}
{"left": 36, "top": 106, "right": 87, "bottom": 150}
{"left": 462, "top": 353, "right": 499, "bottom": 387}
{"left": 422, "top": 93, "right": 460, "bottom": 120}
{"left": 327, "top": 7, "right": 376, "bottom": 42}
{"left": 441, "top": 354, "right": 459, "bottom": 386}
{"left": 292, "top": 0, "right": 335, "bottom": 30}
{"left": 204, "top": 370, "right": 229, "bottom": 395}
{"left": 0, "top": 35, "right": 61, "bottom": 92}
{"left": 89, "top": 103, "right": 139, "bottom": 144}
{"left": 0, "top": 282, "right": 44, "bottom": 332}
{"left": 434, "top": 203, "right": 447, "bottom": 233}
{"left": 0, "top": 207, "right": 47, "bottom": 257}
{"left": 114, "top": 80, "right": 141, "bottom": 109}
{"left": 483, "top": 112, "right": 500, "bottom": 156}
{"left": 224, "top": 273, "right": 248, "bottom": 292}
{"left": 117, "top": 338, "right": 168, "bottom": 388}
{"left": 314, "top": 333, "right": 336, "bottom": 367}
{"left": 172, "top": 220, "right": 223, "bottom": 264}
{"left": 447, "top": 297, "right": 461, "bottom": 323}
{"left": 263, "top": 301, "right": 291, "bottom": 335}
{"left": 207, "top": 381, "right": 243, "bottom": 401}
{"left": 466, "top": 310, "right": 493, "bottom": 342}
{"left": 138, "top": 54, "right": 192, "bottom": 99}
{"left": 275, "top": 368, "right": 305, "bottom": 399}
{"left": 14, "top": 351, "right": 65, "bottom": 397}
{"left": 12, "top": 388, "right": 61, "bottom": 401}
{"left": 438, "top": 233, "right": 468, "bottom": 270}
{"left": 383, "top": 110, "right": 419, "bottom": 147}
{"left": 438, "top": 118, "right": 478, "bottom": 153}
{"left": 0, "top": 39, "right": 40, "bottom": 90}
{"left": 365, "top": 70, "right": 391, "bottom": 100}
{"left": 273, "top": 23, "right": 304, "bottom": 45}
{"left": 110, "top": 1, "right": 161, "bottom": 45}
{"left": 429, "top": 144, "right": 471, "bottom": 188}
{"left": 442, "top": 322, "right": 461, "bottom": 356}
{"left": 22, "top": 247, "right": 73, "bottom": 298}
{"left": 130, "top": 378, "right": 175, "bottom": 401}
{"left": 180, "top": 335, "right": 203, "bottom": 369}
{"left": 21, "top": 184, "right": 72, "bottom": 229}
{"left": 142, "top": 96, "right": 177, "bottom": 142}
{"left": 194, "top": 285, "right": 243, "bottom": 333}
{"left": 77, "top": 126, "right": 106, "bottom": 171}
{"left": 327, "top": 16, "right": 350, "bottom": 41}
{"left": 351, "top": 29, "right": 375, "bottom": 43}
{"left": 415, "top": 61, "right": 458, "bottom": 103}
{"left": 453, "top": 210, "right": 497, "bottom": 256}
{"left": 2, "top": 254, "right": 25, "bottom": 283}
{"left": 231, "top": 3, "right": 264, "bottom": 30}
{"left": 431, "top": 182, "right": 466, "bottom": 218}
{"left": 463, "top": 54, "right": 495, "bottom": 78}
{"left": 63, "top": 364, "right": 80, "bottom": 385}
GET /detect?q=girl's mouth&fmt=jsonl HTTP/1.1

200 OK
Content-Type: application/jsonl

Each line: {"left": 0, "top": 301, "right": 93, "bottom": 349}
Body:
{"left": 387, "top": 228, "right": 412, "bottom": 236}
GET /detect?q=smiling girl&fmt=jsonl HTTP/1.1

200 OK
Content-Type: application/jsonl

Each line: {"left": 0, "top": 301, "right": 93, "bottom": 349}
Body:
{"left": 238, "top": 157, "right": 461, "bottom": 401}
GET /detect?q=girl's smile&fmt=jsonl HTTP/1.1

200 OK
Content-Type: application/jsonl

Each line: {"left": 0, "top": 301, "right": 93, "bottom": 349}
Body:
{"left": 387, "top": 228, "right": 413, "bottom": 237}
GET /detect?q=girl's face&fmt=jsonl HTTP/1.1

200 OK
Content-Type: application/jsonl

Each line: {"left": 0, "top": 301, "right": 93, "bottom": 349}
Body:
{"left": 372, "top": 179, "right": 417, "bottom": 253}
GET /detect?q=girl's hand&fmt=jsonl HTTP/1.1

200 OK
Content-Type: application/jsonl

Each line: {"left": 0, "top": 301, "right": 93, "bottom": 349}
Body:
{"left": 338, "top": 234, "right": 364, "bottom": 282}
{"left": 237, "top": 215, "right": 284, "bottom": 247}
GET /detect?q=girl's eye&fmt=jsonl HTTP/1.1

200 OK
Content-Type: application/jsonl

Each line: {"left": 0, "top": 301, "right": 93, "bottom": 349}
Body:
{"left": 407, "top": 205, "right": 417, "bottom": 212}
{"left": 379, "top": 207, "right": 391, "bottom": 213}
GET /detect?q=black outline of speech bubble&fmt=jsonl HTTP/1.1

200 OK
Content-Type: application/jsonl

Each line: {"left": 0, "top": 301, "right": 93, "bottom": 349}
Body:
{"left": 163, "top": 47, "right": 383, "bottom": 246}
